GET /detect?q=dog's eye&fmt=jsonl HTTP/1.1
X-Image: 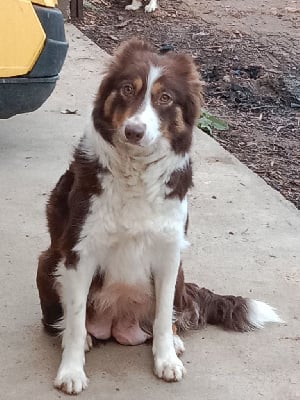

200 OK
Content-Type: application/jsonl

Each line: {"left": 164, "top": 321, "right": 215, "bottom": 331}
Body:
{"left": 159, "top": 93, "right": 172, "bottom": 104}
{"left": 121, "top": 84, "right": 134, "bottom": 97}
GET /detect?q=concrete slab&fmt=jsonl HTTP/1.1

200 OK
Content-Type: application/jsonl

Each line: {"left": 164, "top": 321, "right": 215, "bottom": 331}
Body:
{"left": 0, "top": 24, "right": 299, "bottom": 400}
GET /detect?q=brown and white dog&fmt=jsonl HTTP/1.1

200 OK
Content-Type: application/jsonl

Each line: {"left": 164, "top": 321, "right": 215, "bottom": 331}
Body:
{"left": 37, "top": 39, "right": 282, "bottom": 395}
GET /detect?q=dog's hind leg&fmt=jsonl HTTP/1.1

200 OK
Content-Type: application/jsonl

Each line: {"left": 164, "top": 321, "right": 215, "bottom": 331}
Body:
{"left": 36, "top": 248, "right": 63, "bottom": 335}
{"left": 36, "top": 168, "right": 74, "bottom": 335}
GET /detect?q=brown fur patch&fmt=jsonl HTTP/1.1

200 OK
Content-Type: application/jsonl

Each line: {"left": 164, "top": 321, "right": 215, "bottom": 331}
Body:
{"left": 65, "top": 251, "right": 79, "bottom": 268}
{"left": 112, "top": 107, "right": 135, "bottom": 130}
{"left": 104, "top": 91, "right": 117, "bottom": 118}
{"left": 133, "top": 77, "right": 143, "bottom": 93}
{"left": 184, "top": 214, "right": 189, "bottom": 235}
{"left": 57, "top": 145, "right": 104, "bottom": 262}
{"left": 36, "top": 140, "right": 107, "bottom": 329}
{"left": 161, "top": 107, "right": 186, "bottom": 143}
{"left": 172, "top": 324, "right": 177, "bottom": 335}
{"left": 37, "top": 249, "right": 63, "bottom": 334}
{"left": 166, "top": 159, "right": 193, "bottom": 201}
{"left": 151, "top": 81, "right": 163, "bottom": 97}
{"left": 174, "top": 107, "right": 185, "bottom": 132}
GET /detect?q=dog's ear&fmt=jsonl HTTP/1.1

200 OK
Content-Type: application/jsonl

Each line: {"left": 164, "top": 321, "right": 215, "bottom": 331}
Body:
{"left": 92, "top": 59, "right": 118, "bottom": 143}
{"left": 167, "top": 52, "right": 203, "bottom": 123}
{"left": 184, "top": 55, "right": 203, "bottom": 122}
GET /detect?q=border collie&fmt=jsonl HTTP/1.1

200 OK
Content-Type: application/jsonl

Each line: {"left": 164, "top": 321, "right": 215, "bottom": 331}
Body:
{"left": 37, "top": 39, "right": 282, "bottom": 395}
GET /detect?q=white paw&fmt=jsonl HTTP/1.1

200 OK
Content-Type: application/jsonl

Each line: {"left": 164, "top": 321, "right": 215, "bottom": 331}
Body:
{"left": 125, "top": 0, "right": 142, "bottom": 10}
{"left": 145, "top": 3, "right": 158, "bottom": 12}
{"left": 154, "top": 354, "right": 186, "bottom": 382}
{"left": 54, "top": 367, "right": 88, "bottom": 394}
{"left": 173, "top": 335, "right": 185, "bottom": 355}
{"left": 125, "top": 4, "right": 139, "bottom": 10}
{"left": 84, "top": 333, "right": 93, "bottom": 352}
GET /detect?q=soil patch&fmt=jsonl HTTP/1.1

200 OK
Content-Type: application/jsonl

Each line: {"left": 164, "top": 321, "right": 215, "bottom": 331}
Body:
{"left": 74, "top": 0, "right": 300, "bottom": 208}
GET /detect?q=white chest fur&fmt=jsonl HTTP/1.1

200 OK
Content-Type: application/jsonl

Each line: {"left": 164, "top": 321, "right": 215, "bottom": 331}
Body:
{"left": 73, "top": 137, "right": 187, "bottom": 286}
{"left": 76, "top": 168, "right": 187, "bottom": 286}
{"left": 72, "top": 125, "right": 189, "bottom": 292}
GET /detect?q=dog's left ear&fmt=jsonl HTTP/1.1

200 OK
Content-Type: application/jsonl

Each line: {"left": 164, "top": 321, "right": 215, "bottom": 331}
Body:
{"left": 168, "top": 52, "right": 203, "bottom": 122}
{"left": 92, "top": 67, "right": 113, "bottom": 139}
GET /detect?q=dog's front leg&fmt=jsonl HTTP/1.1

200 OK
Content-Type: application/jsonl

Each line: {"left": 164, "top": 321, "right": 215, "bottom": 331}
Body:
{"left": 54, "top": 255, "right": 96, "bottom": 394}
{"left": 152, "top": 244, "right": 186, "bottom": 382}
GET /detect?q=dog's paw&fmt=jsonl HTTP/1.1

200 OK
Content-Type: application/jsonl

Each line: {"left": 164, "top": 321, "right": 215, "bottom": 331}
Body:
{"left": 84, "top": 333, "right": 93, "bottom": 352}
{"left": 125, "top": 4, "right": 140, "bottom": 10}
{"left": 154, "top": 354, "right": 186, "bottom": 382}
{"left": 54, "top": 367, "right": 88, "bottom": 394}
{"left": 144, "top": 2, "right": 158, "bottom": 12}
{"left": 173, "top": 335, "right": 185, "bottom": 356}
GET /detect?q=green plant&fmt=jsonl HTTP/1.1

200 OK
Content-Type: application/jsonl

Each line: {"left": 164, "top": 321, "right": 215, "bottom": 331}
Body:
{"left": 198, "top": 110, "right": 229, "bottom": 135}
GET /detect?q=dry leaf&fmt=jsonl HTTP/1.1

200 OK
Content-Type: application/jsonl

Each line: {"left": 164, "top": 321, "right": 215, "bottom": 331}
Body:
{"left": 60, "top": 109, "right": 78, "bottom": 115}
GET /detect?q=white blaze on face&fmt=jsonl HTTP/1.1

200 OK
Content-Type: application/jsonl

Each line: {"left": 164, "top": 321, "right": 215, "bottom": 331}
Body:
{"left": 126, "top": 64, "right": 162, "bottom": 147}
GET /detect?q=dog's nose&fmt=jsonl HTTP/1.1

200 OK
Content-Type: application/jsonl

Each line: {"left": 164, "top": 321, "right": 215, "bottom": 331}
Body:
{"left": 125, "top": 122, "right": 145, "bottom": 144}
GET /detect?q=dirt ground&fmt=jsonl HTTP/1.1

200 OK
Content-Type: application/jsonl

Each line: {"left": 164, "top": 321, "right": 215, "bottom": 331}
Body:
{"left": 74, "top": 0, "right": 300, "bottom": 209}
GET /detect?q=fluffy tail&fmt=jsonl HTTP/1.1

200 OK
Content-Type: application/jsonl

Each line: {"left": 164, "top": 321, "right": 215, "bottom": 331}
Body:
{"left": 247, "top": 298, "right": 283, "bottom": 329}
{"left": 174, "top": 282, "right": 283, "bottom": 332}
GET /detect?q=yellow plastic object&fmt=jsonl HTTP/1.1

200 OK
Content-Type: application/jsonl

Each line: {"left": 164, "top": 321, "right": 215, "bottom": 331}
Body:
{"left": 32, "top": 0, "right": 57, "bottom": 6}
{"left": 0, "top": 0, "right": 46, "bottom": 78}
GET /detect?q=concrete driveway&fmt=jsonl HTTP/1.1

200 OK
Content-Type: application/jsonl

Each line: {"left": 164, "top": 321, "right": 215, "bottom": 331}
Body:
{"left": 0, "top": 25, "right": 299, "bottom": 400}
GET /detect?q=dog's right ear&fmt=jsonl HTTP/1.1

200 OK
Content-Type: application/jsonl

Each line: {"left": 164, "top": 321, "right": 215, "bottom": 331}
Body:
{"left": 92, "top": 72, "right": 117, "bottom": 145}
{"left": 165, "top": 52, "right": 203, "bottom": 124}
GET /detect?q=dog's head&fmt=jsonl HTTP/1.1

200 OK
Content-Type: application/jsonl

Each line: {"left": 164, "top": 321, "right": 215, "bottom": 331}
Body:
{"left": 93, "top": 39, "right": 202, "bottom": 155}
